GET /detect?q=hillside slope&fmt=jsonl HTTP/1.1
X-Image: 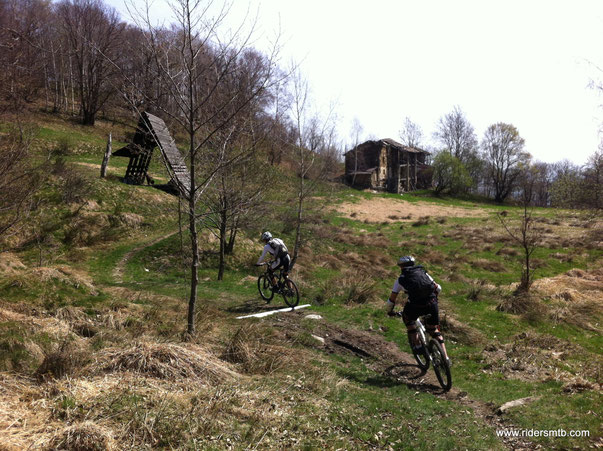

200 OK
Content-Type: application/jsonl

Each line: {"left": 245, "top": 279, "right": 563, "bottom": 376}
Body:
{"left": 0, "top": 113, "right": 601, "bottom": 450}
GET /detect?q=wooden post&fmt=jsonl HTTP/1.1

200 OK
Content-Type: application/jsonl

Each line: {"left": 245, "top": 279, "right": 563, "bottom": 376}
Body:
{"left": 414, "top": 153, "right": 418, "bottom": 189}
{"left": 406, "top": 151, "right": 410, "bottom": 191}
{"left": 100, "top": 132, "right": 112, "bottom": 178}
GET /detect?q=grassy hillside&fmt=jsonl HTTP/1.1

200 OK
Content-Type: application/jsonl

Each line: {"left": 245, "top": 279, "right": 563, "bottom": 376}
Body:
{"left": 0, "top": 112, "right": 601, "bottom": 450}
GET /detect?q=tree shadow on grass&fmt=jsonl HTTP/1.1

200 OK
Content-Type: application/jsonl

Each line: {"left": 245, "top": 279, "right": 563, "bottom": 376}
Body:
{"left": 225, "top": 298, "right": 274, "bottom": 314}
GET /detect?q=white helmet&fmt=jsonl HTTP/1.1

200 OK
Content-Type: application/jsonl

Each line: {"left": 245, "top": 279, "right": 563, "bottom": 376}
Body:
{"left": 261, "top": 231, "right": 272, "bottom": 241}
{"left": 398, "top": 255, "right": 415, "bottom": 267}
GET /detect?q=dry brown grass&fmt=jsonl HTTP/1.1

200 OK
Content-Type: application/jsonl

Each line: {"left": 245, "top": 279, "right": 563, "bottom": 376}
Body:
{"left": 412, "top": 216, "right": 430, "bottom": 227}
{"left": 340, "top": 274, "right": 380, "bottom": 305}
{"left": 221, "top": 324, "right": 293, "bottom": 375}
{"left": 0, "top": 252, "right": 26, "bottom": 274}
{"left": 90, "top": 342, "right": 237, "bottom": 383}
{"left": 35, "top": 340, "right": 91, "bottom": 381}
{"left": 46, "top": 422, "right": 114, "bottom": 451}
{"left": 530, "top": 268, "right": 603, "bottom": 332}
{"left": 496, "top": 292, "right": 542, "bottom": 315}
{"left": 473, "top": 258, "right": 506, "bottom": 273}
{"left": 420, "top": 249, "right": 446, "bottom": 265}
{"left": 439, "top": 314, "right": 486, "bottom": 345}
{"left": 0, "top": 373, "right": 59, "bottom": 450}
{"left": 482, "top": 332, "right": 602, "bottom": 385}
{"left": 496, "top": 246, "right": 519, "bottom": 257}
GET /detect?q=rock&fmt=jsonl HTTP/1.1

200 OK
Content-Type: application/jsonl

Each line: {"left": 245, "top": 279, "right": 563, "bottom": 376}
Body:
{"left": 305, "top": 314, "right": 323, "bottom": 320}
{"left": 497, "top": 396, "right": 540, "bottom": 414}
{"left": 311, "top": 334, "right": 325, "bottom": 344}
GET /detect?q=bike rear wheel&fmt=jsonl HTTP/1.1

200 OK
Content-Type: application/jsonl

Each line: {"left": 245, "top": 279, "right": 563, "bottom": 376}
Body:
{"left": 429, "top": 340, "right": 452, "bottom": 391}
{"left": 409, "top": 334, "right": 429, "bottom": 370}
{"left": 258, "top": 274, "right": 274, "bottom": 302}
{"left": 281, "top": 279, "right": 299, "bottom": 308}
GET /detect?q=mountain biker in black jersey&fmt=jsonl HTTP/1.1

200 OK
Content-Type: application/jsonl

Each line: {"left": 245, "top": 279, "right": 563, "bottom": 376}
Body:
{"left": 386, "top": 255, "right": 451, "bottom": 365}
{"left": 255, "top": 231, "right": 291, "bottom": 291}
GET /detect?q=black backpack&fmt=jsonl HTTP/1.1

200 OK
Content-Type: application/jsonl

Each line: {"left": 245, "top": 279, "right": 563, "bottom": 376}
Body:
{"left": 268, "top": 238, "right": 288, "bottom": 259}
{"left": 399, "top": 265, "right": 436, "bottom": 303}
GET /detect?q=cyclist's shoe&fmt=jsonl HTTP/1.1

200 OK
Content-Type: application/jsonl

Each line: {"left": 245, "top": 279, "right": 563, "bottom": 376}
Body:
{"left": 445, "top": 357, "right": 452, "bottom": 367}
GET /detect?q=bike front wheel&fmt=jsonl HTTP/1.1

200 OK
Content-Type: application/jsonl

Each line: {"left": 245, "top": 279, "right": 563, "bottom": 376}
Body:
{"left": 258, "top": 274, "right": 274, "bottom": 302}
{"left": 409, "top": 334, "right": 429, "bottom": 371}
{"left": 281, "top": 279, "right": 299, "bottom": 308}
{"left": 429, "top": 340, "right": 452, "bottom": 391}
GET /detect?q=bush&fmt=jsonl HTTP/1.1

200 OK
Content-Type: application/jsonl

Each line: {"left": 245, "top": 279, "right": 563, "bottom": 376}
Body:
{"left": 432, "top": 152, "right": 473, "bottom": 195}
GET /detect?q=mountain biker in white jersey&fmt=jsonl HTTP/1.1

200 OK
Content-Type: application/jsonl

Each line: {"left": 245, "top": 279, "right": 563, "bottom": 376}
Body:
{"left": 255, "top": 231, "right": 291, "bottom": 291}
{"left": 386, "top": 255, "right": 451, "bottom": 365}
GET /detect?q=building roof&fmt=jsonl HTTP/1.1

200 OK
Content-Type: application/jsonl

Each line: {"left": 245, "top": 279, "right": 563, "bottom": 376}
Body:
{"left": 345, "top": 138, "right": 430, "bottom": 155}
{"left": 380, "top": 138, "right": 429, "bottom": 154}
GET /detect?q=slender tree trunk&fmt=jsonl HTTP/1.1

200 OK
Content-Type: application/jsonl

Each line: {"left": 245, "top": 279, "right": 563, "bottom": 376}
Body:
{"left": 291, "top": 175, "right": 304, "bottom": 269}
{"left": 187, "top": 123, "right": 198, "bottom": 335}
{"left": 218, "top": 208, "right": 227, "bottom": 281}
{"left": 100, "top": 132, "right": 111, "bottom": 178}
{"left": 187, "top": 193, "right": 198, "bottom": 335}
{"left": 226, "top": 220, "right": 237, "bottom": 255}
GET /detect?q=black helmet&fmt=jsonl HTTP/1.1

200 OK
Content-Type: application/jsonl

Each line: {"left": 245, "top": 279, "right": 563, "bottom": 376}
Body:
{"left": 397, "top": 255, "right": 415, "bottom": 267}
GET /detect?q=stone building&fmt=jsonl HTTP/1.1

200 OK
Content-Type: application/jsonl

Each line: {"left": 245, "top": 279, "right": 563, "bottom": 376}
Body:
{"left": 344, "top": 138, "right": 431, "bottom": 192}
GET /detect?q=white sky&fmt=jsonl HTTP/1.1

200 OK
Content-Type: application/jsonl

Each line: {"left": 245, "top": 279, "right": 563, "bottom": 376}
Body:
{"left": 107, "top": 0, "right": 603, "bottom": 165}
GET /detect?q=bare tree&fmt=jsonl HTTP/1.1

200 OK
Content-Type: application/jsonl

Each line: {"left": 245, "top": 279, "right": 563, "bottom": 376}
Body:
{"left": 481, "top": 122, "right": 530, "bottom": 203}
{"left": 399, "top": 116, "right": 423, "bottom": 148}
{"left": 289, "top": 68, "right": 337, "bottom": 269}
{"left": 0, "top": 125, "right": 46, "bottom": 246}
{"left": 119, "top": 0, "right": 281, "bottom": 335}
{"left": 0, "top": 0, "right": 52, "bottom": 112}
{"left": 55, "top": 0, "right": 125, "bottom": 125}
{"left": 583, "top": 147, "right": 603, "bottom": 210}
{"left": 498, "top": 176, "right": 540, "bottom": 293}
{"left": 348, "top": 117, "right": 363, "bottom": 186}
{"left": 433, "top": 106, "right": 478, "bottom": 162}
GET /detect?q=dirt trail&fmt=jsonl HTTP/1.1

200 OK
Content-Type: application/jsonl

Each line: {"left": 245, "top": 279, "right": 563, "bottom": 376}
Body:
{"left": 112, "top": 231, "right": 178, "bottom": 283}
{"left": 270, "top": 312, "right": 536, "bottom": 450}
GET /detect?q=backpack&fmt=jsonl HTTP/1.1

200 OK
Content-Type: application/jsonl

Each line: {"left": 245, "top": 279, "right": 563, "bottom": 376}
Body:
{"left": 268, "top": 238, "right": 288, "bottom": 259}
{"left": 399, "top": 265, "right": 436, "bottom": 303}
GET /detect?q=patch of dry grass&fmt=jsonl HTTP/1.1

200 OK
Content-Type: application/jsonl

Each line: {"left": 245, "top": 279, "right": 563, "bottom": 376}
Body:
{"left": 46, "top": 422, "right": 114, "bottom": 451}
{"left": 35, "top": 340, "right": 91, "bottom": 381}
{"left": 0, "top": 373, "right": 59, "bottom": 450}
{"left": 474, "top": 258, "right": 506, "bottom": 273}
{"left": 482, "top": 332, "right": 602, "bottom": 385}
{"left": 90, "top": 342, "right": 237, "bottom": 383}
{"left": 439, "top": 314, "right": 486, "bottom": 345}
{"left": 221, "top": 324, "right": 294, "bottom": 375}
{"left": 530, "top": 268, "right": 603, "bottom": 332}
{"left": 0, "top": 252, "right": 26, "bottom": 274}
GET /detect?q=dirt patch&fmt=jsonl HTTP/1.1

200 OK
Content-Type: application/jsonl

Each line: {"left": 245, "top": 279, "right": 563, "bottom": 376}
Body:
{"left": 332, "top": 197, "right": 487, "bottom": 223}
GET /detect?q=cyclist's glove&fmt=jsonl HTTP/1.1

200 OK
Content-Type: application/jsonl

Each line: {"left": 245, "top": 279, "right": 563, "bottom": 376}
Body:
{"left": 386, "top": 300, "right": 396, "bottom": 316}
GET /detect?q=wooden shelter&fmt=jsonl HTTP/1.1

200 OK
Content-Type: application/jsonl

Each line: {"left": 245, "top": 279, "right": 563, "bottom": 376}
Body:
{"left": 113, "top": 112, "right": 191, "bottom": 199}
{"left": 344, "top": 138, "right": 431, "bottom": 192}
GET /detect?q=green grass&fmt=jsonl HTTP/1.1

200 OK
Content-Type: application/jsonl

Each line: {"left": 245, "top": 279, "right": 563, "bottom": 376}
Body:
{"left": 0, "top": 110, "right": 600, "bottom": 449}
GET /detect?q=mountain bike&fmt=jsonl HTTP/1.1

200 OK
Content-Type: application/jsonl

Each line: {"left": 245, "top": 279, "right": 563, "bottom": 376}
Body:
{"left": 256, "top": 263, "right": 299, "bottom": 308}
{"left": 398, "top": 313, "right": 452, "bottom": 391}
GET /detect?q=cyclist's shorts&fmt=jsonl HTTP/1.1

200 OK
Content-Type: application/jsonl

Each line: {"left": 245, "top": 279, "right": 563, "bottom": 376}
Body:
{"left": 271, "top": 254, "right": 291, "bottom": 272}
{"left": 402, "top": 299, "right": 439, "bottom": 326}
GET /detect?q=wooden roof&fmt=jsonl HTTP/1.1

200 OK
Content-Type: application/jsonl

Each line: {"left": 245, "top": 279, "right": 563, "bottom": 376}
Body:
{"left": 345, "top": 138, "right": 429, "bottom": 155}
